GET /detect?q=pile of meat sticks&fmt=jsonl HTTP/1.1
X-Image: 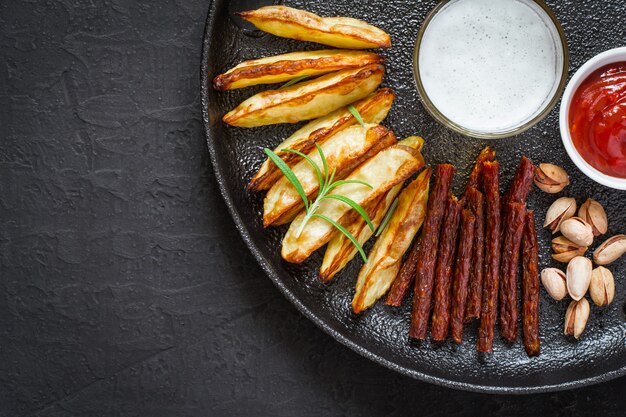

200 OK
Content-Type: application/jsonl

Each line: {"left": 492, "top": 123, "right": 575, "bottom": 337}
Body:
{"left": 386, "top": 148, "right": 540, "bottom": 356}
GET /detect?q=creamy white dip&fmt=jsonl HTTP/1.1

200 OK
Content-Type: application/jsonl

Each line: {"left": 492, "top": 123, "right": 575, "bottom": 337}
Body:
{"left": 418, "top": 0, "right": 562, "bottom": 133}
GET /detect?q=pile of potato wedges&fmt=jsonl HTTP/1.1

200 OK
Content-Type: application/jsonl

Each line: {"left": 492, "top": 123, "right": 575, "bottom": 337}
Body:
{"left": 212, "top": 6, "right": 431, "bottom": 314}
{"left": 214, "top": 6, "right": 390, "bottom": 127}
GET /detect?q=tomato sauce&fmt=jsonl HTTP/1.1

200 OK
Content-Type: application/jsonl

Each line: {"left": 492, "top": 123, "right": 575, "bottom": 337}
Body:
{"left": 569, "top": 62, "right": 626, "bottom": 178}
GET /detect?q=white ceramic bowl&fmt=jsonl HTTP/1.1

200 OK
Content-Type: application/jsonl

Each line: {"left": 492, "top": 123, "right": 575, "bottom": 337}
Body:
{"left": 559, "top": 47, "right": 626, "bottom": 190}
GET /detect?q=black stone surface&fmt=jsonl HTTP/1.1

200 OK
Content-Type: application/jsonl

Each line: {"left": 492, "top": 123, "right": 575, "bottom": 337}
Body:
{"left": 1, "top": 0, "right": 624, "bottom": 416}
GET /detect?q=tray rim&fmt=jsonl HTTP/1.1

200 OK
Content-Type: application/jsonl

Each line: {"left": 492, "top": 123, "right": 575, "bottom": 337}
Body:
{"left": 199, "top": 0, "right": 626, "bottom": 394}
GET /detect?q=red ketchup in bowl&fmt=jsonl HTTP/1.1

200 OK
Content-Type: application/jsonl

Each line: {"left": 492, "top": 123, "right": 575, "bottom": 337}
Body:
{"left": 569, "top": 62, "right": 626, "bottom": 178}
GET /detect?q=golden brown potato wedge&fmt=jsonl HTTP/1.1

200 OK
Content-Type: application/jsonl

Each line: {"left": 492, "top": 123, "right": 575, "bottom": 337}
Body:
{"left": 213, "top": 50, "right": 383, "bottom": 90}
{"left": 396, "top": 136, "right": 424, "bottom": 151}
{"left": 223, "top": 64, "right": 384, "bottom": 127}
{"left": 249, "top": 88, "right": 395, "bottom": 191}
{"left": 281, "top": 138, "right": 425, "bottom": 264}
{"left": 264, "top": 124, "right": 396, "bottom": 227}
{"left": 352, "top": 167, "right": 431, "bottom": 313}
{"left": 319, "top": 136, "right": 425, "bottom": 281}
{"left": 268, "top": 125, "right": 397, "bottom": 226}
{"left": 238, "top": 6, "right": 391, "bottom": 49}
{"left": 320, "top": 184, "right": 401, "bottom": 281}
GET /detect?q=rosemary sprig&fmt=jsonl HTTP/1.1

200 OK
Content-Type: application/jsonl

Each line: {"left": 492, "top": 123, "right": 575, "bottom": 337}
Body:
{"left": 347, "top": 105, "right": 366, "bottom": 128}
{"left": 264, "top": 144, "right": 374, "bottom": 262}
{"left": 280, "top": 75, "right": 310, "bottom": 89}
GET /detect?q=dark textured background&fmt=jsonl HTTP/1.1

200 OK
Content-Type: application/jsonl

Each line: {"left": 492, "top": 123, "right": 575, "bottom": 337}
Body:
{"left": 1, "top": 0, "right": 624, "bottom": 416}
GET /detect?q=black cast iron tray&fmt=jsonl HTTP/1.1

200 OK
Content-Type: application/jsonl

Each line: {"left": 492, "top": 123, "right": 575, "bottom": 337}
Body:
{"left": 201, "top": 0, "right": 626, "bottom": 393}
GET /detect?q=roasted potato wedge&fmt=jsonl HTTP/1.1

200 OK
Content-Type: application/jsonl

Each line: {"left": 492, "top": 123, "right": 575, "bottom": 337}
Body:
{"left": 223, "top": 64, "right": 384, "bottom": 127}
{"left": 238, "top": 6, "right": 391, "bottom": 49}
{"left": 281, "top": 138, "right": 425, "bottom": 264}
{"left": 320, "top": 184, "right": 401, "bottom": 281}
{"left": 352, "top": 167, "right": 431, "bottom": 313}
{"left": 264, "top": 124, "right": 396, "bottom": 227}
{"left": 320, "top": 136, "right": 425, "bottom": 280}
{"left": 213, "top": 50, "right": 383, "bottom": 90}
{"left": 249, "top": 88, "right": 395, "bottom": 191}
{"left": 396, "top": 136, "right": 424, "bottom": 151}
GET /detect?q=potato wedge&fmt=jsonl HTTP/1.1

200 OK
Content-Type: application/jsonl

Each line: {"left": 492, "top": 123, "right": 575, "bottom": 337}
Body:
{"left": 238, "top": 6, "right": 391, "bottom": 49}
{"left": 352, "top": 167, "right": 432, "bottom": 313}
{"left": 249, "top": 88, "right": 394, "bottom": 191}
{"left": 223, "top": 64, "right": 384, "bottom": 127}
{"left": 264, "top": 124, "right": 396, "bottom": 227}
{"left": 320, "top": 136, "right": 425, "bottom": 280}
{"left": 393, "top": 136, "right": 424, "bottom": 153}
{"left": 263, "top": 125, "right": 397, "bottom": 227}
{"left": 213, "top": 50, "right": 383, "bottom": 90}
{"left": 281, "top": 138, "right": 425, "bottom": 264}
{"left": 320, "top": 184, "right": 402, "bottom": 281}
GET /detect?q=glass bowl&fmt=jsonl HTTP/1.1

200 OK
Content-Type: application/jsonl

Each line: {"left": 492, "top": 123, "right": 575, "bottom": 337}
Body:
{"left": 413, "top": 0, "right": 569, "bottom": 139}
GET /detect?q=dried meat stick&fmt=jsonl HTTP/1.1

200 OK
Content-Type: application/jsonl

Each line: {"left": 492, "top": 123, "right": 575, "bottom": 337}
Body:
{"left": 409, "top": 164, "right": 455, "bottom": 340}
{"left": 466, "top": 146, "right": 496, "bottom": 191}
{"left": 463, "top": 186, "right": 485, "bottom": 322}
{"left": 431, "top": 196, "right": 463, "bottom": 341}
{"left": 498, "top": 202, "right": 526, "bottom": 343}
{"left": 503, "top": 156, "right": 535, "bottom": 205}
{"left": 496, "top": 156, "right": 534, "bottom": 342}
{"left": 522, "top": 210, "right": 540, "bottom": 357}
{"left": 461, "top": 147, "right": 494, "bottom": 321}
{"left": 449, "top": 209, "right": 476, "bottom": 344}
{"left": 385, "top": 240, "right": 420, "bottom": 306}
{"left": 477, "top": 161, "right": 501, "bottom": 353}
{"left": 498, "top": 155, "right": 534, "bottom": 241}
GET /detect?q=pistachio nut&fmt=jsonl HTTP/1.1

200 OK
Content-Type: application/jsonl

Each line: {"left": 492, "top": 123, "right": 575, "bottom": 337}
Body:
{"left": 560, "top": 217, "right": 594, "bottom": 247}
{"left": 593, "top": 234, "right": 626, "bottom": 266}
{"left": 551, "top": 236, "right": 587, "bottom": 263}
{"left": 543, "top": 197, "right": 576, "bottom": 234}
{"left": 566, "top": 256, "right": 592, "bottom": 301}
{"left": 578, "top": 198, "right": 608, "bottom": 236}
{"left": 564, "top": 298, "right": 590, "bottom": 340}
{"left": 540, "top": 268, "right": 568, "bottom": 300}
{"left": 534, "top": 163, "right": 570, "bottom": 193}
{"left": 589, "top": 266, "right": 615, "bottom": 307}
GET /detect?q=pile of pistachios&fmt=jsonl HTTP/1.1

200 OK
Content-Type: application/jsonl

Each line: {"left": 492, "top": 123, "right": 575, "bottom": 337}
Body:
{"left": 534, "top": 164, "right": 625, "bottom": 340}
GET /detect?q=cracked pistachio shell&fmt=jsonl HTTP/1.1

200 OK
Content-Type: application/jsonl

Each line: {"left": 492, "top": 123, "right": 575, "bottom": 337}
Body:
{"left": 566, "top": 256, "right": 592, "bottom": 301}
{"left": 593, "top": 234, "right": 626, "bottom": 266}
{"left": 578, "top": 198, "right": 608, "bottom": 237}
{"left": 551, "top": 236, "right": 587, "bottom": 263}
{"left": 543, "top": 197, "right": 576, "bottom": 233}
{"left": 534, "top": 163, "right": 570, "bottom": 193}
{"left": 589, "top": 266, "right": 615, "bottom": 307}
{"left": 541, "top": 268, "right": 567, "bottom": 300}
{"left": 564, "top": 298, "right": 590, "bottom": 340}
{"left": 560, "top": 217, "right": 594, "bottom": 247}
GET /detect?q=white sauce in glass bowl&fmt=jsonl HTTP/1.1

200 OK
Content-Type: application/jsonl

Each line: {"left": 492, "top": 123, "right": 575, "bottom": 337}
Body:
{"left": 418, "top": 0, "right": 562, "bottom": 134}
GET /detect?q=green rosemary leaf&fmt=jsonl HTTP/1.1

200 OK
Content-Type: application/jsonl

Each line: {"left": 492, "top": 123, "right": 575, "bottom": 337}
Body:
{"left": 320, "top": 194, "right": 375, "bottom": 232}
{"left": 327, "top": 167, "right": 337, "bottom": 187}
{"left": 280, "top": 75, "right": 309, "bottom": 89}
{"left": 264, "top": 148, "right": 309, "bottom": 211}
{"left": 375, "top": 197, "right": 399, "bottom": 237}
{"left": 347, "top": 105, "right": 366, "bottom": 128}
{"left": 315, "top": 143, "right": 329, "bottom": 187}
{"left": 281, "top": 148, "right": 324, "bottom": 190}
{"left": 326, "top": 179, "right": 373, "bottom": 192}
{"left": 312, "top": 213, "right": 368, "bottom": 262}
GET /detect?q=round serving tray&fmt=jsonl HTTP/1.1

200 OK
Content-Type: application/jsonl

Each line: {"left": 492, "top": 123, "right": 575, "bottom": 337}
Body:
{"left": 201, "top": 0, "right": 626, "bottom": 393}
